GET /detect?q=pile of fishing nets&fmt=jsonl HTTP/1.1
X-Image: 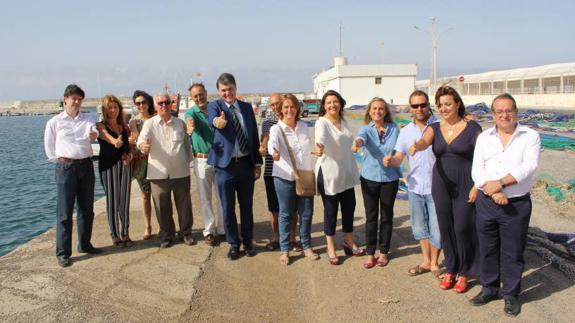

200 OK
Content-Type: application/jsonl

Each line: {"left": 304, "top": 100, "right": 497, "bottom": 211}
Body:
{"left": 528, "top": 227, "right": 575, "bottom": 281}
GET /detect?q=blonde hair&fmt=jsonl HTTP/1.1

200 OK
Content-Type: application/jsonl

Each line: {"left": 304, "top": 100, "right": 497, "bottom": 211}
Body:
{"left": 364, "top": 97, "right": 393, "bottom": 125}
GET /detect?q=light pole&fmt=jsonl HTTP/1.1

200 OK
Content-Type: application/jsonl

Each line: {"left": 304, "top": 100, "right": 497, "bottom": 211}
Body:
{"left": 415, "top": 17, "right": 438, "bottom": 95}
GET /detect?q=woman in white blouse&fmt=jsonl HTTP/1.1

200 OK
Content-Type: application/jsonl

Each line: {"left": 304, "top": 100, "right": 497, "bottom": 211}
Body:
{"left": 268, "top": 94, "right": 319, "bottom": 265}
{"left": 315, "top": 90, "right": 364, "bottom": 266}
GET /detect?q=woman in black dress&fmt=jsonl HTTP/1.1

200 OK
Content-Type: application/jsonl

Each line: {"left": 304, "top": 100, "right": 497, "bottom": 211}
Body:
{"left": 410, "top": 86, "right": 480, "bottom": 293}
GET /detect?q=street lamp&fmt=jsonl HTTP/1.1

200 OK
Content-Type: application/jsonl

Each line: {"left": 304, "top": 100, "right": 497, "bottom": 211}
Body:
{"left": 415, "top": 17, "right": 438, "bottom": 95}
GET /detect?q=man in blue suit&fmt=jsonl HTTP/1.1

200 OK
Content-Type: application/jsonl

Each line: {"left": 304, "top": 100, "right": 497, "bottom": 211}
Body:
{"left": 208, "top": 73, "right": 263, "bottom": 260}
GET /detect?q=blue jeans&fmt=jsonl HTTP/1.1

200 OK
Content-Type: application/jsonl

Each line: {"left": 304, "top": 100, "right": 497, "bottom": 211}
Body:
{"left": 408, "top": 191, "right": 441, "bottom": 249}
{"left": 55, "top": 159, "right": 95, "bottom": 258}
{"left": 274, "top": 177, "right": 313, "bottom": 252}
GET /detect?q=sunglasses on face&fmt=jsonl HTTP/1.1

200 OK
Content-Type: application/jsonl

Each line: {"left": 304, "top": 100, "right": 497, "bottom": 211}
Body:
{"left": 156, "top": 101, "right": 171, "bottom": 107}
{"left": 134, "top": 101, "right": 147, "bottom": 106}
{"left": 410, "top": 103, "right": 428, "bottom": 110}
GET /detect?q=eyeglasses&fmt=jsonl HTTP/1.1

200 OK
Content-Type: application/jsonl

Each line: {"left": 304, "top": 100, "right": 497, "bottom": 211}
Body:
{"left": 134, "top": 101, "right": 147, "bottom": 106}
{"left": 156, "top": 101, "right": 171, "bottom": 107}
{"left": 410, "top": 103, "right": 428, "bottom": 110}
{"left": 493, "top": 109, "right": 516, "bottom": 116}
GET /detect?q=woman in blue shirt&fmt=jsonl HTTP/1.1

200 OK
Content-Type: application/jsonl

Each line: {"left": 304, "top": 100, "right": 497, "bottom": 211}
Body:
{"left": 352, "top": 97, "right": 401, "bottom": 269}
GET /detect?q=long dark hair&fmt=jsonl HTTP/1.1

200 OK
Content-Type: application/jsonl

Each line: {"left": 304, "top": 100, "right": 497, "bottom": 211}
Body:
{"left": 132, "top": 90, "right": 155, "bottom": 116}
{"left": 319, "top": 90, "right": 346, "bottom": 119}
{"left": 435, "top": 86, "right": 465, "bottom": 118}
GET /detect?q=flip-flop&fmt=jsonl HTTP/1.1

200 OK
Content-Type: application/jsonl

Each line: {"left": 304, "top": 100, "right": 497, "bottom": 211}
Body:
{"left": 265, "top": 241, "right": 280, "bottom": 251}
{"left": 408, "top": 265, "right": 431, "bottom": 276}
{"left": 432, "top": 268, "right": 445, "bottom": 280}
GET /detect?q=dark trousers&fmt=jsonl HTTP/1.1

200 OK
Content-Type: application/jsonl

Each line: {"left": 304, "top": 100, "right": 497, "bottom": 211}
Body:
{"left": 317, "top": 168, "right": 356, "bottom": 236}
{"left": 55, "top": 160, "right": 95, "bottom": 258}
{"left": 476, "top": 192, "right": 532, "bottom": 299}
{"left": 360, "top": 177, "right": 399, "bottom": 255}
{"left": 215, "top": 157, "right": 255, "bottom": 247}
{"left": 150, "top": 176, "right": 193, "bottom": 242}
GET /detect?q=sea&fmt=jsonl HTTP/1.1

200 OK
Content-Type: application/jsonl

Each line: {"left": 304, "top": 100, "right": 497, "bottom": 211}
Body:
{"left": 0, "top": 111, "right": 104, "bottom": 257}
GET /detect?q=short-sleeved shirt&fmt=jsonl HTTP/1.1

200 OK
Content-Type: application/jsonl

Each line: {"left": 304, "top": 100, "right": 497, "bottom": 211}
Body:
{"left": 184, "top": 105, "right": 213, "bottom": 154}
{"left": 394, "top": 115, "right": 438, "bottom": 195}
{"left": 261, "top": 114, "right": 278, "bottom": 177}
{"left": 314, "top": 117, "right": 360, "bottom": 195}
{"left": 355, "top": 122, "right": 401, "bottom": 182}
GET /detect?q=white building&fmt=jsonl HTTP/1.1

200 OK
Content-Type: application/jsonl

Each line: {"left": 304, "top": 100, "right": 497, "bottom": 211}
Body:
{"left": 313, "top": 57, "right": 417, "bottom": 106}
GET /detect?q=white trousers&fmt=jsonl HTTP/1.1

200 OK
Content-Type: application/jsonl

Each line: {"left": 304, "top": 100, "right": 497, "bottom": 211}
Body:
{"left": 193, "top": 157, "right": 225, "bottom": 236}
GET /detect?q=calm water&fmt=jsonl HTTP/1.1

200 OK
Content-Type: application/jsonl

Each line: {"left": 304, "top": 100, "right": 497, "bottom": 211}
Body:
{"left": 0, "top": 114, "right": 104, "bottom": 257}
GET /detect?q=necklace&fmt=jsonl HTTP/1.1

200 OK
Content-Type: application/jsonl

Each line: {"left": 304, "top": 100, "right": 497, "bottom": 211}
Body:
{"left": 444, "top": 120, "right": 461, "bottom": 137}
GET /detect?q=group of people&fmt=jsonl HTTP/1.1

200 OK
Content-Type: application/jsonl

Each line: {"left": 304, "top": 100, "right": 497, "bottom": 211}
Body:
{"left": 44, "top": 74, "right": 540, "bottom": 317}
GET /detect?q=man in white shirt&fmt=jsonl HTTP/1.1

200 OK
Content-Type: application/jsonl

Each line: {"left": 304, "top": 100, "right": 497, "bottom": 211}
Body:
{"left": 138, "top": 93, "right": 194, "bottom": 248}
{"left": 44, "top": 84, "right": 101, "bottom": 268}
{"left": 470, "top": 93, "right": 540, "bottom": 317}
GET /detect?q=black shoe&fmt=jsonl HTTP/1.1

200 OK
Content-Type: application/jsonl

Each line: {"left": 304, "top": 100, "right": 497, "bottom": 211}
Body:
{"left": 228, "top": 245, "right": 240, "bottom": 260}
{"left": 504, "top": 298, "right": 521, "bottom": 317}
{"left": 469, "top": 292, "right": 500, "bottom": 306}
{"left": 160, "top": 240, "right": 174, "bottom": 248}
{"left": 77, "top": 245, "right": 102, "bottom": 254}
{"left": 244, "top": 245, "right": 256, "bottom": 257}
{"left": 183, "top": 235, "right": 196, "bottom": 246}
{"left": 57, "top": 256, "right": 71, "bottom": 268}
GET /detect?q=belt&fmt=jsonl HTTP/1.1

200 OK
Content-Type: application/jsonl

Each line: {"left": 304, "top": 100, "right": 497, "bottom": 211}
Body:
{"left": 232, "top": 155, "right": 250, "bottom": 163}
{"left": 193, "top": 153, "right": 209, "bottom": 158}
{"left": 58, "top": 157, "right": 92, "bottom": 164}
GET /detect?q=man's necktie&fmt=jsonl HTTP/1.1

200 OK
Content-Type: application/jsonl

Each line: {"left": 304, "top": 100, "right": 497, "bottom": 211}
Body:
{"left": 228, "top": 104, "right": 249, "bottom": 154}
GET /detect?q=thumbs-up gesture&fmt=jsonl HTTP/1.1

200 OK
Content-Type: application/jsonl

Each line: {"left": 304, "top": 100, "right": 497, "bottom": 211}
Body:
{"left": 114, "top": 135, "right": 123, "bottom": 148}
{"left": 271, "top": 147, "right": 280, "bottom": 161}
{"left": 313, "top": 143, "right": 324, "bottom": 157}
{"left": 140, "top": 137, "right": 151, "bottom": 155}
{"left": 186, "top": 118, "right": 195, "bottom": 134}
{"left": 128, "top": 128, "right": 139, "bottom": 144}
{"left": 351, "top": 138, "right": 363, "bottom": 153}
{"left": 383, "top": 155, "right": 393, "bottom": 167}
{"left": 88, "top": 128, "right": 98, "bottom": 141}
{"left": 214, "top": 111, "right": 227, "bottom": 129}
{"left": 409, "top": 140, "right": 418, "bottom": 156}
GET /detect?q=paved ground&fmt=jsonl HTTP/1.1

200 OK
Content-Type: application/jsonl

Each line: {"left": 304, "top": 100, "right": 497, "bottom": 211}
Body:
{"left": 0, "top": 175, "right": 574, "bottom": 322}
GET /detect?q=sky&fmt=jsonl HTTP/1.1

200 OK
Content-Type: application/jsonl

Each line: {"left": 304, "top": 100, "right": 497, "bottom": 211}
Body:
{"left": 0, "top": 0, "right": 573, "bottom": 101}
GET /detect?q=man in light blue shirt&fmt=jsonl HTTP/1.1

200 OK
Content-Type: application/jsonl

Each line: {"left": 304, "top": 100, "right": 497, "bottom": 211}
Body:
{"left": 384, "top": 90, "right": 441, "bottom": 278}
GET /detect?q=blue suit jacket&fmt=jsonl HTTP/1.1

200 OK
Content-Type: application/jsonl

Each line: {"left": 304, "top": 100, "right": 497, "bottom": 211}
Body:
{"left": 207, "top": 99, "right": 263, "bottom": 168}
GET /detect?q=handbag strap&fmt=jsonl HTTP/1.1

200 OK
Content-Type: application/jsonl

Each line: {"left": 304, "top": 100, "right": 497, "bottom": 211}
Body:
{"left": 278, "top": 126, "right": 300, "bottom": 178}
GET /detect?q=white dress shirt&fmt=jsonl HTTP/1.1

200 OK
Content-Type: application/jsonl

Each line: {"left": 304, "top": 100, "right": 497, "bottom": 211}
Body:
{"left": 268, "top": 120, "right": 313, "bottom": 181}
{"left": 472, "top": 124, "right": 540, "bottom": 198}
{"left": 44, "top": 110, "right": 98, "bottom": 162}
{"left": 314, "top": 117, "right": 360, "bottom": 195}
{"left": 137, "top": 115, "right": 192, "bottom": 180}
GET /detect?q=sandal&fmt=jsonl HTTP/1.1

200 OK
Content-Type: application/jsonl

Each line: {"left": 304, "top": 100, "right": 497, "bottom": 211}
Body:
{"left": 291, "top": 241, "right": 302, "bottom": 252}
{"left": 122, "top": 237, "right": 134, "bottom": 247}
{"left": 303, "top": 249, "right": 320, "bottom": 261}
{"left": 280, "top": 252, "right": 290, "bottom": 266}
{"left": 265, "top": 241, "right": 280, "bottom": 251}
{"left": 143, "top": 226, "right": 152, "bottom": 240}
{"left": 363, "top": 257, "right": 376, "bottom": 269}
{"left": 376, "top": 255, "right": 390, "bottom": 267}
{"left": 408, "top": 265, "right": 431, "bottom": 276}
{"left": 431, "top": 268, "right": 445, "bottom": 280}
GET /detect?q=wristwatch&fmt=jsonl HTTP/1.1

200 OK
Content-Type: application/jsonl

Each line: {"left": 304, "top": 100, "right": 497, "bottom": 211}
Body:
{"left": 499, "top": 178, "right": 506, "bottom": 188}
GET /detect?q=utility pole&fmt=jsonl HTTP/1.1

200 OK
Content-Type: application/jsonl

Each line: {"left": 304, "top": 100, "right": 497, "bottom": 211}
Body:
{"left": 431, "top": 17, "right": 437, "bottom": 96}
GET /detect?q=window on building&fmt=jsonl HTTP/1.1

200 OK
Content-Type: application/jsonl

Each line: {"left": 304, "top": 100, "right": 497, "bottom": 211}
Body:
{"left": 375, "top": 77, "right": 381, "bottom": 84}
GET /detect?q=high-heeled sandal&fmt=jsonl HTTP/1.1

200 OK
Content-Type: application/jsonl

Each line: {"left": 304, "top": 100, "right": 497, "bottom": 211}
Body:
{"left": 453, "top": 276, "right": 468, "bottom": 293}
{"left": 143, "top": 226, "right": 152, "bottom": 240}
{"left": 439, "top": 273, "right": 455, "bottom": 290}
{"left": 328, "top": 256, "right": 340, "bottom": 266}
{"left": 342, "top": 242, "right": 365, "bottom": 257}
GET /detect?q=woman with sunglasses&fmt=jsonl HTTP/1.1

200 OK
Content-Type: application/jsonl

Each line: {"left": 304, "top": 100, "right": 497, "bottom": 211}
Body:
{"left": 410, "top": 86, "right": 481, "bottom": 293}
{"left": 352, "top": 97, "right": 401, "bottom": 269}
{"left": 128, "top": 90, "right": 156, "bottom": 240}
{"left": 314, "top": 90, "right": 363, "bottom": 265}
{"left": 97, "top": 94, "right": 132, "bottom": 247}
